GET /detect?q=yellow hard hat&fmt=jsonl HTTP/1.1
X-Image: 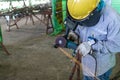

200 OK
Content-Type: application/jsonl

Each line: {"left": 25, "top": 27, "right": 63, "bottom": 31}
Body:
{"left": 67, "top": 0, "right": 100, "bottom": 20}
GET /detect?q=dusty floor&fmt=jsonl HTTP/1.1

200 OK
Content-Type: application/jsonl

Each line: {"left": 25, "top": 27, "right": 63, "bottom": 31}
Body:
{"left": 0, "top": 15, "right": 120, "bottom": 80}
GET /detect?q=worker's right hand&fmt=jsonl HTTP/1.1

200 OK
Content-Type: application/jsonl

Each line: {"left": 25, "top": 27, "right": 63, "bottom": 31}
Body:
{"left": 68, "top": 30, "right": 78, "bottom": 41}
{"left": 76, "top": 39, "right": 95, "bottom": 56}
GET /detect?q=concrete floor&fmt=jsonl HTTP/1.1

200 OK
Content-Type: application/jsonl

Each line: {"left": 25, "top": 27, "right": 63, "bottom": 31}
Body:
{"left": 0, "top": 15, "right": 120, "bottom": 80}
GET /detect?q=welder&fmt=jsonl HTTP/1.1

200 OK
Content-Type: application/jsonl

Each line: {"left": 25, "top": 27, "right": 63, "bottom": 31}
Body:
{"left": 66, "top": 0, "right": 120, "bottom": 80}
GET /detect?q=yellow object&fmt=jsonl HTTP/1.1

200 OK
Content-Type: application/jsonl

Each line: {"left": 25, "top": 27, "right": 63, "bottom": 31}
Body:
{"left": 67, "top": 0, "right": 100, "bottom": 20}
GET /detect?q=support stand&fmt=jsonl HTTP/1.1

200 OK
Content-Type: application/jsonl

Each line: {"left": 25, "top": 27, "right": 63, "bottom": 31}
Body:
{"left": 69, "top": 53, "right": 81, "bottom": 80}
{"left": 7, "top": 18, "right": 19, "bottom": 32}
{"left": 24, "top": 7, "right": 41, "bottom": 25}
{"left": 42, "top": 10, "right": 53, "bottom": 34}
{"left": 0, "top": 25, "right": 10, "bottom": 55}
{"left": 0, "top": 42, "right": 10, "bottom": 55}
{"left": 39, "top": 9, "right": 53, "bottom": 34}
{"left": 4, "top": 13, "right": 19, "bottom": 32}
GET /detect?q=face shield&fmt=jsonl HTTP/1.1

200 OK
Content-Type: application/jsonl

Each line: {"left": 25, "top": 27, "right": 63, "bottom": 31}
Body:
{"left": 78, "top": 7, "right": 101, "bottom": 27}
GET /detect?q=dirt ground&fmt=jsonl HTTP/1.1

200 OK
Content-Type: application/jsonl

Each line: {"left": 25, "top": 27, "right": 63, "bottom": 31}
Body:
{"left": 0, "top": 15, "right": 120, "bottom": 80}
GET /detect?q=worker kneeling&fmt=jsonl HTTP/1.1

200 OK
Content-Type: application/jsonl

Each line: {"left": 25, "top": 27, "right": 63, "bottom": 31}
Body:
{"left": 67, "top": 0, "right": 120, "bottom": 80}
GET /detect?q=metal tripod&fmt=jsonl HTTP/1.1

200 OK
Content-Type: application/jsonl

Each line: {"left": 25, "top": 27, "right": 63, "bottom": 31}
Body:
{"left": 0, "top": 42, "right": 10, "bottom": 55}
{"left": 69, "top": 53, "right": 82, "bottom": 80}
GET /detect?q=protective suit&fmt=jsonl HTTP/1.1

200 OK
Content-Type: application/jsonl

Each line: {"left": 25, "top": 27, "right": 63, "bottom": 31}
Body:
{"left": 75, "top": 5, "right": 120, "bottom": 76}
{"left": 67, "top": 0, "right": 120, "bottom": 80}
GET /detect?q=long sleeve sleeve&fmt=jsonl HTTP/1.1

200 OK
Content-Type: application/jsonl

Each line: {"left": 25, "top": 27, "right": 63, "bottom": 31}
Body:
{"left": 92, "top": 17, "right": 120, "bottom": 54}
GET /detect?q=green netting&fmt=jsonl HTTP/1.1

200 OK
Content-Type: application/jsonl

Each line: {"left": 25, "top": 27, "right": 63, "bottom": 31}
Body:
{"left": 112, "top": 0, "right": 120, "bottom": 13}
{"left": 50, "top": 0, "right": 66, "bottom": 36}
{"left": 0, "top": 25, "right": 3, "bottom": 43}
{"left": 62, "top": 0, "right": 67, "bottom": 22}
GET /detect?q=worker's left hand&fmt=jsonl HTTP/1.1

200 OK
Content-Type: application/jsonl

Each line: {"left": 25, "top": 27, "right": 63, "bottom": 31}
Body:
{"left": 76, "top": 40, "right": 95, "bottom": 56}
{"left": 68, "top": 30, "right": 78, "bottom": 41}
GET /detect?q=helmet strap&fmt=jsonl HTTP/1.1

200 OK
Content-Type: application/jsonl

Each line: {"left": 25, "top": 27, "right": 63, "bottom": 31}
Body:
{"left": 97, "top": 0, "right": 105, "bottom": 11}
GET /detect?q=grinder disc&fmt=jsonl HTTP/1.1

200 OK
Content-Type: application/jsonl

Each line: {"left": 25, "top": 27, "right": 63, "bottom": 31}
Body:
{"left": 55, "top": 36, "right": 67, "bottom": 47}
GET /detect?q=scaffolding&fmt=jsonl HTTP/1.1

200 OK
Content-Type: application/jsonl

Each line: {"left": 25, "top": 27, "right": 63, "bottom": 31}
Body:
{"left": 50, "top": 0, "right": 66, "bottom": 36}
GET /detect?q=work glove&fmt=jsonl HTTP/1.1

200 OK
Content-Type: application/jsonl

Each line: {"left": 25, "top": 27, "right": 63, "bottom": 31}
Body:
{"left": 68, "top": 30, "right": 78, "bottom": 41}
{"left": 76, "top": 37, "right": 96, "bottom": 56}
